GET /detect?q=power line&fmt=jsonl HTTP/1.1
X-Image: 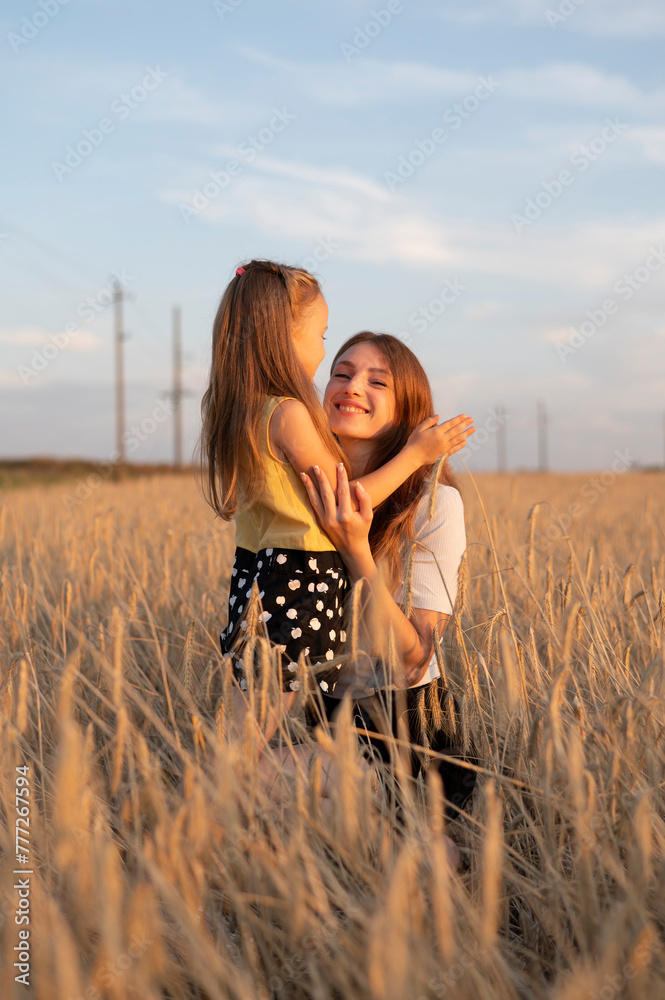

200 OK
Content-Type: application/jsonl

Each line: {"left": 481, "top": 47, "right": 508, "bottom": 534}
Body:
{"left": 0, "top": 249, "right": 84, "bottom": 292}
{"left": 127, "top": 297, "right": 185, "bottom": 371}
{"left": 0, "top": 214, "right": 99, "bottom": 284}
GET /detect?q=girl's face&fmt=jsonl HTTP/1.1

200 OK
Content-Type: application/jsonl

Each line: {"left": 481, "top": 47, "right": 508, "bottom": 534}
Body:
{"left": 291, "top": 293, "right": 329, "bottom": 378}
{"left": 324, "top": 342, "right": 397, "bottom": 443}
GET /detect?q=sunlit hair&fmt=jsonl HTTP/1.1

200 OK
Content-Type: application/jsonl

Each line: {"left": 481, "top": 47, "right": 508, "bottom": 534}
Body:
{"left": 328, "top": 332, "right": 459, "bottom": 589}
{"left": 200, "top": 259, "right": 348, "bottom": 519}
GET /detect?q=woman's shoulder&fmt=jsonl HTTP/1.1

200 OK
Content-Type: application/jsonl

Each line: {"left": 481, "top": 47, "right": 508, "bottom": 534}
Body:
{"left": 412, "top": 484, "right": 464, "bottom": 538}
{"left": 416, "top": 484, "right": 464, "bottom": 518}
{"left": 434, "top": 483, "right": 463, "bottom": 505}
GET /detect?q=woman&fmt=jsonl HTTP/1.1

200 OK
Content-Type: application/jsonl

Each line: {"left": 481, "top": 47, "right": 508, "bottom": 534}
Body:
{"left": 301, "top": 332, "right": 477, "bottom": 817}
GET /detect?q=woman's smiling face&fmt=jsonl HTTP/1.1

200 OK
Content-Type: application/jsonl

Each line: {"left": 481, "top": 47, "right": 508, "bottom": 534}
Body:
{"left": 324, "top": 341, "right": 396, "bottom": 443}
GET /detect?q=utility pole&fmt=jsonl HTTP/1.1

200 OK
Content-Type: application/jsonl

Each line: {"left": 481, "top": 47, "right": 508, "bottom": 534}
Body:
{"left": 172, "top": 305, "right": 183, "bottom": 468}
{"left": 537, "top": 399, "right": 548, "bottom": 472}
{"left": 113, "top": 280, "right": 126, "bottom": 463}
{"left": 496, "top": 404, "right": 508, "bottom": 473}
{"left": 163, "top": 305, "right": 194, "bottom": 468}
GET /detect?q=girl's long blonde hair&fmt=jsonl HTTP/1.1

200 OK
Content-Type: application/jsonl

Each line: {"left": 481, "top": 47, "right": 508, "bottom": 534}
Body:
{"left": 200, "top": 259, "right": 348, "bottom": 520}
{"left": 328, "top": 332, "right": 459, "bottom": 589}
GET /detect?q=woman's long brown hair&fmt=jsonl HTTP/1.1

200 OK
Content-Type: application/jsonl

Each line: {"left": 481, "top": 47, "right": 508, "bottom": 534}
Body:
{"left": 328, "top": 332, "right": 459, "bottom": 588}
{"left": 200, "top": 259, "right": 348, "bottom": 520}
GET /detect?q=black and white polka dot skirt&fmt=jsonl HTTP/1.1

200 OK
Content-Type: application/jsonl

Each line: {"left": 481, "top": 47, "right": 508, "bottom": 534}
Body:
{"left": 219, "top": 546, "right": 350, "bottom": 694}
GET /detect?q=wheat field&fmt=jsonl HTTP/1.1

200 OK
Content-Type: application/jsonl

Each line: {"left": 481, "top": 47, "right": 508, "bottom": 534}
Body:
{"left": 1, "top": 470, "right": 664, "bottom": 1000}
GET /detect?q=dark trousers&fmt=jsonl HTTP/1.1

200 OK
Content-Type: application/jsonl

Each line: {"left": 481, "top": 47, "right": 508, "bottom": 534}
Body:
{"left": 307, "top": 679, "right": 477, "bottom": 818}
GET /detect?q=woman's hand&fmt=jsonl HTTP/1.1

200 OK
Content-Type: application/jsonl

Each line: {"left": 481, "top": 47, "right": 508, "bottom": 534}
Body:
{"left": 406, "top": 413, "right": 475, "bottom": 467}
{"left": 301, "top": 463, "right": 373, "bottom": 561}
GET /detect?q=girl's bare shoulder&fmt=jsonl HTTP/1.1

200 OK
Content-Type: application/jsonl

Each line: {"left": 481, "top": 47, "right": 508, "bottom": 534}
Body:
{"left": 270, "top": 397, "right": 312, "bottom": 435}
{"left": 269, "top": 398, "right": 319, "bottom": 464}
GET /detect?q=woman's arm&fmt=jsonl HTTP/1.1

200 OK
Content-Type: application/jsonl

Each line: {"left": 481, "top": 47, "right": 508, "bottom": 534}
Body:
{"left": 342, "top": 540, "right": 451, "bottom": 684}
{"left": 301, "top": 464, "right": 453, "bottom": 685}
{"left": 271, "top": 399, "right": 473, "bottom": 510}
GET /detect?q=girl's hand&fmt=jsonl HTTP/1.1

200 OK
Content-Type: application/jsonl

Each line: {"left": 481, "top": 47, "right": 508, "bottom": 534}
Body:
{"left": 406, "top": 413, "right": 475, "bottom": 467}
{"left": 301, "top": 463, "right": 373, "bottom": 558}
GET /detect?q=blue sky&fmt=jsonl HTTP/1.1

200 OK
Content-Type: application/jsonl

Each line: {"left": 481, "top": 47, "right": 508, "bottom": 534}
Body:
{"left": 1, "top": 0, "right": 663, "bottom": 471}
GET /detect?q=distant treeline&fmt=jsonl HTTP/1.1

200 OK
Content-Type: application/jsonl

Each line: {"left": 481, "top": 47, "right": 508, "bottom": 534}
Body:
{"left": 0, "top": 458, "right": 194, "bottom": 490}
{"left": 0, "top": 458, "right": 660, "bottom": 492}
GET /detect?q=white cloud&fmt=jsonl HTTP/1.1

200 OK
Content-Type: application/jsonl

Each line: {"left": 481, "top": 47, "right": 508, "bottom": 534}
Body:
{"left": 442, "top": 221, "right": 665, "bottom": 291}
{"left": 438, "top": 0, "right": 665, "bottom": 37}
{"left": 0, "top": 326, "right": 103, "bottom": 353}
{"left": 238, "top": 45, "right": 665, "bottom": 114}
{"left": 545, "top": 0, "right": 665, "bottom": 37}
{"left": 541, "top": 326, "right": 572, "bottom": 344}
{"left": 0, "top": 327, "right": 46, "bottom": 346}
{"left": 159, "top": 156, "right": 665, "bottom": 289}
{"left": 438, "top": 7, "right": 503, "bottom": 26}
{"left": 238, "top": 46, "right": 479, "bottom": 105}
{"left": 26, "top": 59, "right": 249, "bottom": 127}
{"left": 464, "top": 300, "right": 505, "bottom": 322}
{"left": 484, "top": 120, "right": 664, "bottom": 170}
{"left": 612, "top": 327, "right": 665, "bottom": 382}
{"left": 213, "top": 153, "right": 392, "bottom": 202}
{"left": 0, "top": 369, "right": 24, "bottom": 388}
{"left": 429, "top": 367, "right": 592, "bottom": 443}
{"left": 64, "top": 330, "right": 103, "bottom": 353}
{"left": 159, "top": 170, "right": 453, "bottom": 265}
{"left": 141, "top": 78, "right": 246, "bottom": 125}
{"left": 501, "top": 63, "right": 665, "bottom": 114}
{"left": 624, "top": 126, "right": 665, "bottom": 164}
{"left": 415, "top": 118, "right": 665, "bottom": 199}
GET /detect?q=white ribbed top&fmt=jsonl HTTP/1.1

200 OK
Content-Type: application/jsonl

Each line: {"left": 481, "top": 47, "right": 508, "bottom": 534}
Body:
{"left": 330, "top": 485, "right": 466, "bottom": 698}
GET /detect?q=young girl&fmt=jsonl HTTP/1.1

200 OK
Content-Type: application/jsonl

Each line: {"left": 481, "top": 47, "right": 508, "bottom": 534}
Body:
{"left": 200, "top": 260, "right": 474, "bottom": 703}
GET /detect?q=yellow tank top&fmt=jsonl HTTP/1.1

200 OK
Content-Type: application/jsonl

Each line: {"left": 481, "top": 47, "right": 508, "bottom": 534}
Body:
{"left": 234, "top": 396, "right": 336, "bottom": 553}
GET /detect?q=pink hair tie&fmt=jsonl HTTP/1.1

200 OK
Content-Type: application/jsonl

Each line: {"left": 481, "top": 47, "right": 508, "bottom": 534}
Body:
{"left": 236, "top": 266, "right": 245, "bottom": 276}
